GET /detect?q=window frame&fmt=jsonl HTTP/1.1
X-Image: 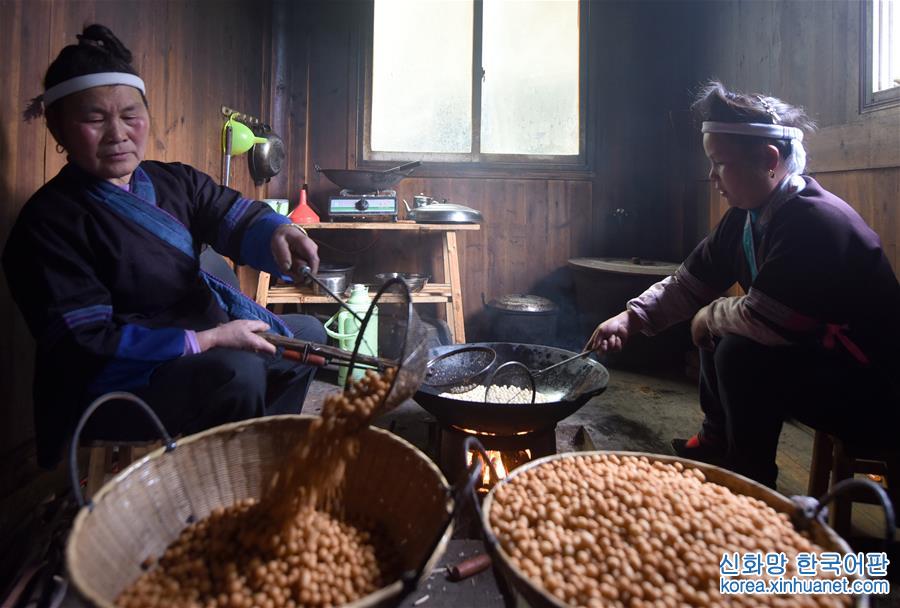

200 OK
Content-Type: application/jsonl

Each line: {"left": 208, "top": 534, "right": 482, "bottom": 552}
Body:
{"left": 352, "top": 0, "right": 593, "bottom": 178}
{"left": 861, "top": 0, "right": 900, "bottom": 112}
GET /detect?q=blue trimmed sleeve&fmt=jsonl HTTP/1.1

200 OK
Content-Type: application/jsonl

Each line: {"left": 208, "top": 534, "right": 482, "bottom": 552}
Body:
{"left": 239, "top": 213, "right": 292, "bottom": 275}
{"left": 87, "top": 324, "right": 187, "bottom": 394}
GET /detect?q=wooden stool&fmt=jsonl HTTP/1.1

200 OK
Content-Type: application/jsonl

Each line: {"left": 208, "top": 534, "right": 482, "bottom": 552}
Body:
{"left": 807, "top": 430, "right": 899, "bottom": 538}
{"left": 84, "top": 440, "right": 162, "bottom": 500}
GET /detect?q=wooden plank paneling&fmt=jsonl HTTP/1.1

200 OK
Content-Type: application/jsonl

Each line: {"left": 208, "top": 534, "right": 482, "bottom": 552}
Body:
{"left": 267, "top": 0, "right": 309, "bottom": 201}
{"left": 813, "top": 169, "right": 900, "bottom": 274}
{"left": 688, "top": 0, "right": 899, "bottom": 284}
{"left": 808, "top": 108, "right": 900, "bottom": 173}
{"left": 0, "top": 0, "right": 53, "bottom": 465}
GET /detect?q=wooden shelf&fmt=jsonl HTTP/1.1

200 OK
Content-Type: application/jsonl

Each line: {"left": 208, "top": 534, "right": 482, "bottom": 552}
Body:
{"left": 266, "top": 283, "right": 453, "bottom": 304}
{"left": 254, "top": 222, "right": 473, "bottom": 342}
{"left": 298, "top": 220, "right": 480, "bottom": 232}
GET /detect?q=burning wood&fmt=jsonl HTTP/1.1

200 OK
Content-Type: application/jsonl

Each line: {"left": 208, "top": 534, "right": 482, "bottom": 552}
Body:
{"left": 465, "top": 448, "right": 532, "bottom": 491}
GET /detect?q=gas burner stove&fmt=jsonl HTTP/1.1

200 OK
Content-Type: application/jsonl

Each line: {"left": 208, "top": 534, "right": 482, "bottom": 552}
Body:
{"left": 329, "top": 189, "right": 399, "bottom": 222}
{"left": 339, "top": 188, "right": 397, "bottom": 197}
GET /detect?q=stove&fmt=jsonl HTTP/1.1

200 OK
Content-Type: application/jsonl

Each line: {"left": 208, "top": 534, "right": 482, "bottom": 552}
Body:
{"left": 328, "top": 189, "right": 398, "bottom": 222}
{"left": 438, "top": 424, "right": 557, "bottom": 495}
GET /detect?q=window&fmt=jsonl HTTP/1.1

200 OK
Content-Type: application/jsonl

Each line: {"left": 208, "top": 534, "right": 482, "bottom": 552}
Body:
{"left": 862, "top": 0, "right": 900, "bottom": 110}
{"left": 363, "top": 0, "right": 587, "bottom": 171}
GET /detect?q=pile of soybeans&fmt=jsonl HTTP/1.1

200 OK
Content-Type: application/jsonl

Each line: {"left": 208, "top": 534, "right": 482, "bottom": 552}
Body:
{"left": 117, "top": 369, "right": 401, "bottom": 608}
{"left": 489, "top": 454, "right": 852, "bottom": 608}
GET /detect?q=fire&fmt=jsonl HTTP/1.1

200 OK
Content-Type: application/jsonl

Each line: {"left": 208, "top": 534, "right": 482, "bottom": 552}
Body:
{"left": 455, "top": 426, "right": 531, "bottom": 437}
{"left": 466, "top": 448, "right": 532, "bottom": 490}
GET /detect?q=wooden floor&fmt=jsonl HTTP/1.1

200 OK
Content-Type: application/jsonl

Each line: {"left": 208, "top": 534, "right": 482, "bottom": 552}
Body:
{"left": 307, "top": 367, "right": 894, "bottom": 545}
{"left": 11, "top": 366, "right": 899, "bottom": 607}
{"left": 305, "top": 368, "right": 900, "bottom": 606}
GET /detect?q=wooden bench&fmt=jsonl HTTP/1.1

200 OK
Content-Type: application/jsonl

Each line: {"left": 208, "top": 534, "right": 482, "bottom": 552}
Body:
{"left": 83, "top": 440, "right": 162, "bottom": 500}
{"left": 807, "top": 430, "right": 899, "bottom": 539}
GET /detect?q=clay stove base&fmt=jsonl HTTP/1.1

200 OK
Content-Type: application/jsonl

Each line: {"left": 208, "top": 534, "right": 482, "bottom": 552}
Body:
{"left": 438, "top": 425, "right": 557, "bottom": 488}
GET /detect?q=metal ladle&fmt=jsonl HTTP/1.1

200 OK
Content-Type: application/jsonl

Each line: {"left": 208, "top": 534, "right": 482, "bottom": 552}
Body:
{"left": 484, "top": 349, "right": 594, "bottom": 405}
{"left": 531, "top": 349, "right": 593, "bottom": 377}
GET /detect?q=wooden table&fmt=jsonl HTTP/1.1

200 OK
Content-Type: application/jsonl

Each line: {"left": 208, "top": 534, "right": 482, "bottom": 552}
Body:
{"left": 252, "top": 221, "right": 480, "bottom": 343}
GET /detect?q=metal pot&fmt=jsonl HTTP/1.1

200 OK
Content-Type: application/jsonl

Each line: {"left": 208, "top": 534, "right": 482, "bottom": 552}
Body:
{"left": 484, "top": 294, "right": 558, "bottom": 345}
{"left": 248, "top": 124, "right": 286, "bottom": 186}
{"left": 313, "top": 263, "right": 354, "bottom": 295}
{"left": 315, "top": 161, "right": 420, "bottom": 193}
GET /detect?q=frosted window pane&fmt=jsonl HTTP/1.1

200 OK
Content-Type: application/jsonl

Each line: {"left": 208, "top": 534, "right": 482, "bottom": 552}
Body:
{"left": 873, "top": 0, "right": 900, "bottom": 93}
{"left": 372, "top": 0, "right": 473, "bottom": 153}
{"left": 481, "top": 0, "right": 579, "bottom": 155}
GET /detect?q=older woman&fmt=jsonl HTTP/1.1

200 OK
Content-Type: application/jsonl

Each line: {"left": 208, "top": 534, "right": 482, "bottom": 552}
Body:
{"left": 589, "top": 81, "right": 899, "bottom": 488}
{"left": 4, "top": 25, "right": 326, "bottom": 468}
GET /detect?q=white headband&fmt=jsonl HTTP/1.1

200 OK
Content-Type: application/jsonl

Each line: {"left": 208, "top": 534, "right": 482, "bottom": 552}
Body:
{"left": 702, "top": 121, "right": 803, "bottom": 142}
{"left": 42, "top": 72, "right": 145, "bottom": 107}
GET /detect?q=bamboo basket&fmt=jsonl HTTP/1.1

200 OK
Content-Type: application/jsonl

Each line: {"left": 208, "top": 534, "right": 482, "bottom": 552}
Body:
{"left": 481, "top": 451, "right": 868, "bottom": 608}
{"left": 66, "top": 415, "right": 453, "bottom": 608}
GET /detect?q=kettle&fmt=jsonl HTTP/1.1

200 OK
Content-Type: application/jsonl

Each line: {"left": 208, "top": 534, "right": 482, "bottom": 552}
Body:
{"left": 324, "top": 284, "right": 378, "bottom": 387}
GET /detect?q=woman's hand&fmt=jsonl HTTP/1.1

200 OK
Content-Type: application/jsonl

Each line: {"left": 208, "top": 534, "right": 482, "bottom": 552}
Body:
{"left": 586, "top": 310, "right": 643, "bottom": 353}
{"left": 271, "top": 224, "right": 319, "bottom": 279}
{"left": 690, "top": 306, "right": 715, "bottom": 351}
{"left": 195, "top": 320, "right": 276, "bottom": 354}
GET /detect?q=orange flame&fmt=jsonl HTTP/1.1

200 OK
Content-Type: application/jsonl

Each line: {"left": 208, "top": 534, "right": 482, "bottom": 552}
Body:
{"left": 455, "top": 426, "right": 531, "bottom": 437}
{"left": 466, "top": 448, "right": 532, "bottom": 490}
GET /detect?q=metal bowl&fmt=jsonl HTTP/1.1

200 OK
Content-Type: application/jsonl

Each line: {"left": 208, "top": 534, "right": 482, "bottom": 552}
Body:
{"left": 375, "top": 272, "right": 430, "bottom": 293}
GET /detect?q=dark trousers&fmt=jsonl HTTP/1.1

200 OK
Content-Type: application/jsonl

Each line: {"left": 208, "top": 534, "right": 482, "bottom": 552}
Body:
{"left": 697, "top": 335, "right": 898, "bottom": 488}
{"left": 82, "top": 314, "right": 327, "bottom": 442}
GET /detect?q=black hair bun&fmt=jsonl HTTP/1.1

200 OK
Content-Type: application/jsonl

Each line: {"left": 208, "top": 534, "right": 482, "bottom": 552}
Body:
{"left": 40, "top": 24, "right": 141, "bottom": 103}
{"left": 77, "top": 24, "right": 133, "bottom": 64}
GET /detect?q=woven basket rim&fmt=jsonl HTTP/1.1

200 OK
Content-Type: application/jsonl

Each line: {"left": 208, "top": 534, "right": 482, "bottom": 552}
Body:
{"left": 67, "top": 414, "right": 452, "bottom": 608}
{"left": 481, "top": 449, "right": 862, "bottom": 608}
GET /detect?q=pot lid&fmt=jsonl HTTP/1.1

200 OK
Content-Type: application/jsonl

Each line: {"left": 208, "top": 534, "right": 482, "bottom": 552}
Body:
{"left": 568, "top": 257, "right": 679, "bottom": 277}
{"left": 408, "top": 202, "right": 482, "bottom": 224}
{"left": 488, "top": 294, "right": 557, "bottom": 313}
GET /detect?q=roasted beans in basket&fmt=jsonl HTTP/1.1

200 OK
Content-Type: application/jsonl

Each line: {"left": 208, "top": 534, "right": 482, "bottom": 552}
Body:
{"left": 118, "top": 370, "right": 402, "bottom": 608}
{"left": 489, "top": 454, "right": 852, "bottom": 608}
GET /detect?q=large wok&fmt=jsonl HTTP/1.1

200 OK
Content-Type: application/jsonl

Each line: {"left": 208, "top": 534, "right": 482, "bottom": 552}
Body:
{"left": 414, "top": 343, "right": 608, "bottom": 435}
{"left": 316, "top": 161, "right": 420, "bottom": 192}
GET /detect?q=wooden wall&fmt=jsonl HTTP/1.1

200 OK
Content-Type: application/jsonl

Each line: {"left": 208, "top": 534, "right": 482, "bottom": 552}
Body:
{"left": 268, "top": 1, "right": 707, "bottom": 340}
{"left": 0, "top": 0, "right": 273, "bottom": 485}
{"left": 690, "top": 0, "right": 900, "bottom": 274}
{"left": 5, "top": 0, "right": 894, "bottom": 491}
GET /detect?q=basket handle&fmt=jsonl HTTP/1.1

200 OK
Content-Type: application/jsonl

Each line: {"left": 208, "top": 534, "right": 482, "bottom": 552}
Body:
{"left": 399, "top": 436, "right": 491, "bottom": 594}
{"left": 460, "top": 436, "right": 500, "bottom": 549}
{"left": 457, "top": 436, "right": 518, "bottom": 605}
{"left": 399, "top": 436, "right": 502, "bottom": 596}
{"left": 68, "top": 391, "right": 176, "bottom": 510}
{"left": 791, "top": 478, "right": 895, "bottom": 551}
